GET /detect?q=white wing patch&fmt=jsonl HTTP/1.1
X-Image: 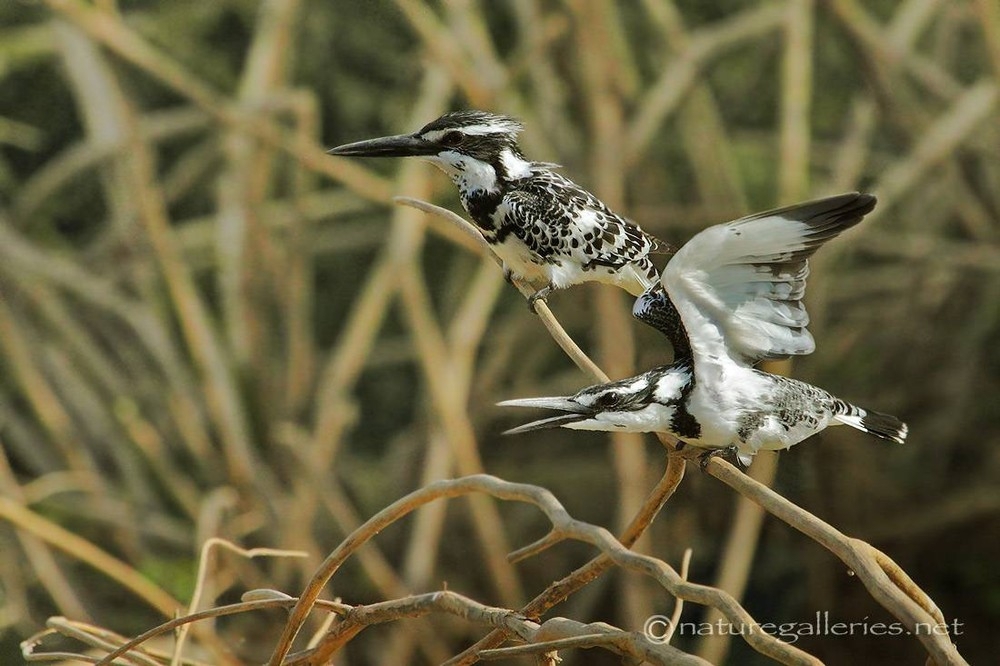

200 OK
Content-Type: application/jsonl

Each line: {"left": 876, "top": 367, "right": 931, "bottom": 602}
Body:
{"left": 662, "top": 193, "right": 875, "bottom": 365}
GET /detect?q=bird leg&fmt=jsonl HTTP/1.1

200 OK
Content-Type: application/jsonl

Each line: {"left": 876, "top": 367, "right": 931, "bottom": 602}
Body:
{"left": 698, "top": 445, "right": 748, "bottom": 472}
{"left": 527, "top": 285, "right": 552, "bottom": 313}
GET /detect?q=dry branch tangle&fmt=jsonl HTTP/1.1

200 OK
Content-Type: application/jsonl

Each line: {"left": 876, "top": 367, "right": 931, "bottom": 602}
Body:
{"left": 293, "top": 590, "right": 708, "bottom": 666}
{"left": 267, "top": 474, "right": 814, "bottom": 666}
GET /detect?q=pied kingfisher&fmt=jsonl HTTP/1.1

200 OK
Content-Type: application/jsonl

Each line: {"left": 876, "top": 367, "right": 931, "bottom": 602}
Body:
{"left": 328, "top": 110, "right": 667, "bottom": 307}
{"left": 500, "top": 193, "right": 907, "bottom": 467}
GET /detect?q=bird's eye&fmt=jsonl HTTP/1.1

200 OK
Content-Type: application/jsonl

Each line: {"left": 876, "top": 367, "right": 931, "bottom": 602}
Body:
{"left": 441, "top": 131, "right": 462, "bottom": 146}
{"left": 596, "top": 391, "right": 621, "bottom": 408}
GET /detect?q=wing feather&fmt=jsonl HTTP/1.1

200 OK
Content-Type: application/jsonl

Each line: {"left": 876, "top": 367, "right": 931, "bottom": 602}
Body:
{"left": 662, "top": 193, "right": 876, "bottom": 364}
{"left": 505, "top": 171, "right": 659, "bottom": 268}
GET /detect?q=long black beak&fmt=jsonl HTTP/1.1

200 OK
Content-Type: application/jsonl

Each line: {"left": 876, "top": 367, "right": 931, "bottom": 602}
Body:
{"left": 327, "top": 133, "right": 439, "bottom": 158}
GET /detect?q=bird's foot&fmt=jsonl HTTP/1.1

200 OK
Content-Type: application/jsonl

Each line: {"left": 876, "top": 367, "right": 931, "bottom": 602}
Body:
{"left": 527, "top": 286, "right": 552, "bottom": 313}
{"left": 698, "top": 445, "right": 748, "bottom": 472}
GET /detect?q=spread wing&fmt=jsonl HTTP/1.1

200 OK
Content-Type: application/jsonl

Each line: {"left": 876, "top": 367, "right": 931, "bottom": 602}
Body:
{"left": 661, "top": 192, "right": 876, "bottom": 365}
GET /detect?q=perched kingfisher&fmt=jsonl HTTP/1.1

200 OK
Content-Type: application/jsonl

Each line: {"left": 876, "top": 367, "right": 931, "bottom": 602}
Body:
{"left": 328, "top": 110, "right": 666, "bottom": 307}
{"left": 500, "top": 193, "right": 907, "bottom": 467}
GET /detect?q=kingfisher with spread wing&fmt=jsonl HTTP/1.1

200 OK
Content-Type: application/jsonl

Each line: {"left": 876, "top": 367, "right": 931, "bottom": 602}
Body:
{"left": 500, "top": 193, "right": 907, "bottom": 467}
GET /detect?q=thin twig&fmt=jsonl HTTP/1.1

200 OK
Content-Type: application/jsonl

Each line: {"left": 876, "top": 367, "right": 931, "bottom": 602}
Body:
{"left": 393, "top": 197, "right": 609, "bottom": 381}
{"left": 701, "top": 457, "right": 967, "bottom": 665}
{"left": 268, "top": 474, "right": 815, "bottom": 666}
{"left": 662, "top": 547, "right": 694, "bottom": 644}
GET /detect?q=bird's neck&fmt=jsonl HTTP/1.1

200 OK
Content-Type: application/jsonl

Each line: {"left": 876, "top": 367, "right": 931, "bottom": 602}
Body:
{"left": 441, "top": 147, "right": 534, "bottom": 233}
{"left": 665, "top": 300, "right": 693, "bottom": 362}
{"left": 644, "top": 293, "right": 693, "bottom": 362}
{"left": 433, "top": 147, "right": 532, "bottom": 195}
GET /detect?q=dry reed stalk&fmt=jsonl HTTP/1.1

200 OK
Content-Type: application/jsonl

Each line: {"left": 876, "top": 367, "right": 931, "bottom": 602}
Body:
{"left": 698, "top": 1, "right": 815, "bottom": 661}
{"left": 0, "top": 442, "right": 89, "bottom": 622}
{"left": 626, "top": 3, "right": 788, "bottom": 162}
{"left": 0, "top": 497, "right": 180, "bottom": 618}
{"left": 5, "top": 2, "right": 989, "bottom": 664}
{"left": 568, "top": 0, "right": 656, "bottom": 633}
{"left": 43, "top": 0, "right": 394, "bottom": 202}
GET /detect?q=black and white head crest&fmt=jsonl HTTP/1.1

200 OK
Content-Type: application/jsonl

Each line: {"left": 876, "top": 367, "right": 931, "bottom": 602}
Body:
{"left": 327, "top": 109, "right": 526, "bottom": 164}
{"left": 408, "top": 110, "right": 536, "bottom": 190}
{"left": 415, "top": 111, "right": 529, "bottom": 174}
{"left": 417, "top": 110, "right": 524, "bottom": 142}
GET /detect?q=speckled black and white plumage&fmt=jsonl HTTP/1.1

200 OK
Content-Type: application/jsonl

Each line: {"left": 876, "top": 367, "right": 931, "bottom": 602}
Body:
{"left": 503, "top": 359, "right": 906, "bottom": 467}
{"left": 477, "top": 167, "right": 663, "bottom": 295}
{"left": 330, "top": 110, "right": 665, "bottom": 299}
{"left": 502, "top": 193, "right": 908, "bottom": 463}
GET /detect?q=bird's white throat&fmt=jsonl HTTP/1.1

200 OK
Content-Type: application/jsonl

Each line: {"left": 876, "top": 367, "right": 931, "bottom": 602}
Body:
{"left": 425, "top": 148, "right": 532, "bottom": 197}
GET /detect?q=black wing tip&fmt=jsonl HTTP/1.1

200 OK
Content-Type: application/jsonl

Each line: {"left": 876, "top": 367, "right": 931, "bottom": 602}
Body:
{"left": 762, "top": 192, "right": 877, "bottom": 229}
{"left": 810, "top": 191, "right": 876, "bottom": 225}
{"left": 836, "top": 191, "right": 877, "bottom": 218}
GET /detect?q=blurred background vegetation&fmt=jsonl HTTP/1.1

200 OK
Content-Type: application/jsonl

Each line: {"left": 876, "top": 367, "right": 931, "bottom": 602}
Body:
{"left": 0, "top": 0, "right": 998, "bottom": 663}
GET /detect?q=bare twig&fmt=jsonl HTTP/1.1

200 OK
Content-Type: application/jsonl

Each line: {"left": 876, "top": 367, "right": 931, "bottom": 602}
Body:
{"left": 170, "top": 539, "right": 308, "bottom": 666}
{"left": 664, "top": 547, "right": 694, "bottom": 644}
{"left": 394, "top": 197, "right": 609, "bottom": 381}
{"left": 269, "top": 474, "right": 816, "bottom": 666}
{"left": 700, "top": 457, "right": 967, "bottom": 665}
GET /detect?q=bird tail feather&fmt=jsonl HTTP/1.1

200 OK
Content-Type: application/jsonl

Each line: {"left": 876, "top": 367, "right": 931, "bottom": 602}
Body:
{"left": 834, "top": 408, "right": 908, "bottom": 444}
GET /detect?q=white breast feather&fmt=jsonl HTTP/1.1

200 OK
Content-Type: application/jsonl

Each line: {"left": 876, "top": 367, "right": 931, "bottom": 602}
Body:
{"left": 492, "top": 235, "right": 548, "bottom": 283}
{"left": 683, "top": 364, "right": 772, "bottom": 448}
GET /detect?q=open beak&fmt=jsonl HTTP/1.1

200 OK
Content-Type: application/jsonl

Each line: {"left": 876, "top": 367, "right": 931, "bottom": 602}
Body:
{"left": 327, "top": 133, "right": 439, "bottom": 158}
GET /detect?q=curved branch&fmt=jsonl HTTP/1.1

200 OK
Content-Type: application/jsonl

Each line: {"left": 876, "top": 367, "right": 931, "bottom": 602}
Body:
{"left": 701, "top": 456, "right": 967, "bottom": 665}
{"left": 267, "top": 474, "right": 816, "bottom": 666}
